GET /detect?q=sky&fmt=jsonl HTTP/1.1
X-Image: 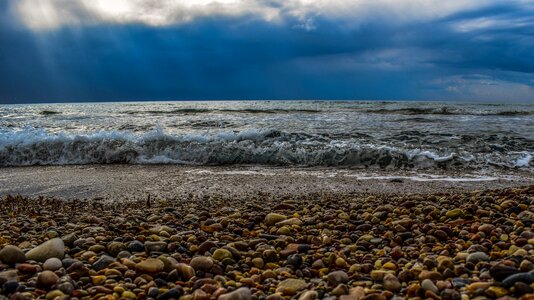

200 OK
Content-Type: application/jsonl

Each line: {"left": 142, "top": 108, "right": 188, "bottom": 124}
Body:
{"left": 1, "top": 0, "right": 534, "bottom": 103}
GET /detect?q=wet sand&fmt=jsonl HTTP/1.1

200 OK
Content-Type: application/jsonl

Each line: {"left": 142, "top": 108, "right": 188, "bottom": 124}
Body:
{"left": 0, "top": 165, "right": 533, "bottom": 201}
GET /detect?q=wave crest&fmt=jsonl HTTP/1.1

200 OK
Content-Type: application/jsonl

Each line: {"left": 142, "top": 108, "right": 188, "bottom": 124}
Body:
{"left": 0, "top": 128, "right": 531, "bottom": 169}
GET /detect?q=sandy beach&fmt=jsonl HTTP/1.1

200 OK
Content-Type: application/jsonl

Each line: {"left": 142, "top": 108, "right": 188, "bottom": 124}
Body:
{"left": 1, "top": 165, "right": 534, "bottom": 299}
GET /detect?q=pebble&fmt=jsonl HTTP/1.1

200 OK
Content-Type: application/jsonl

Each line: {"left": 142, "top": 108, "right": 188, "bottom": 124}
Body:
{"left": 218, "top": 287, "right": 251, "bottom": 300}
{"left": 445, "top": 209, "right": 465, "bottom": 219}
{"left": 37, "top": 270, "right": 59, "bottom": 289}
{"left": 93, "top": 255, "right": 115, "bottom": 271}
{"left": 25, "top": 238, "right": 65, "bottom": 262}
{"left": 421, "top": 279, "right": 439, "bottom": 294}
{"left": 0, "top": 245, "right": 26, "bottom": 265}
{"left": 277, "top": 278, "right": 308, "bottom": 294}
{"left": 383, "top": 274, "right": 401, "bottom": 292}
{"left": 212, "top": 249, "right": 233, "bottom": 261}
{"left": 299, "top": 290, "right": 318, "bottom": 300}
{"left": 327, "top": 271, "right": 349, "bottom": 286}
{"left": 265, "top": 213, "right": 287, "bottom": 226}
{"left": 466, "top": 252, "right": 490, "bottom": 264}
{"left": 43, "top": 257, "right": 62, "bottom": 271}
{"left": 502, "top": 272, "right": 534, "bottom": 287}
{"left": 190, "top": 256, "right": 214, "bottom": 272}
{"left": 136, "top": 258, "right": 164, "bottom": 273}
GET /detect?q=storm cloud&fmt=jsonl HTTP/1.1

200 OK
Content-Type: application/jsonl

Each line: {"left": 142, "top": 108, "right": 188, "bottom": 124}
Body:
{"left": 1, "top": 0, "right": 534, "bottom": 103}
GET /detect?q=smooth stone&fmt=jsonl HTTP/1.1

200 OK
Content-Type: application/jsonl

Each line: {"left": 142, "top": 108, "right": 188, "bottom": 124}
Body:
{"left": 106, "top": 241, "right": 126, "bottom": 257}
{"left": 60, "top": 233, "right": 78, "bottom": 247}
{"left": 466, "top": 252, "right": 490, "bottom": 264}
{"left": 91, "top": 275, "right": 106, "bottom": 285}
{"left": 287, "top": 254, "right": 303, "bottom": 268}
{"left": 127, "top": 240, "right": 144, "bottom": 253}
{"left": 16, "top": 263, "right": 38, "bottom": 273}
{"left": 45, "top": 290, "right": 65, "bottom": 300}
{"left": 278, "top": 278, "right": 308, "bottom": 293}
{"left": 332, "top": 284, "right": 350, "bottom": 296}
{"left": 419, "top": 270, "right": 442, "bottom": 281}
{"left": 0, "top": 245, "right": 26, "bottom": 265}
{"left": 57, "top": 282, "right": 74, "bottom": 295}
{"left": 93, "top": 255, "right": 115, "bottom": 271}
{"left": 441, "top": 289, "right": 461, "bottom": 300}
{"left": 26, "top": 238, "right": 65, "bottom": 262}
{"left": 490, "top": 265, "right": 519, "bottom": 281}
{"left": 485, "top": 286, "right": 508, "bottom": 298}
{"left": 2, "top": 280, "right": 19, "bottom": 294}
{"left": 514, "top": 282, "right": 534, "bottom": 295}
{"left": 218, "top": 287, "right": 252, "bottom": 300}
{"left": 502, "top": 272, "right": 534, "bottom": 287}
{"left": 145, "top": 241, "right": 167, "bottom": 254}
{"left": 37, "top": 270, "right": 59, "bottom": 289}
{"left": 198, "top": 241, "right": 218, "bottom": 254}
{"left": 190, "top": 256, "right": 214, "bottom": 272}
{"left": 158, "top": 288, "right": 183, "bottom": 300}
{"left": 445, "top": 209, "right": 465, "bottom": 219}
{"left": 328, "top": 271, "right": 349, "bottom": 286}
{"left": 212, "top": 249, "right": 233, "bottom": 261}
{"left": 299, "top": 290, "right": 318, "bottom": 300}
{"left": 421, "top": 279, "right": 439, "bottom": 294}
{"left": 251, "top": 257, "right": 264, "bottom": 268}
{"left": 265, "top": 213, "right": 287, "bottom": 226}
{"left": 43, "top": 258, "right": 62, "bottom": 271}
{"left": 176, "top": 263, "right": 196, "bottom": 280}
{"left": 0, "top": 270, "right": 17, "bottom": 284}
{"left": 277, "top": 218, "right": 303, "bottom": 226}
{"left": 122, "top": 291, "right": 137, "bottom": 299}
{"left": 383, "top": 274, "right": 401, "bottom": 292}
{"left": 136, "top": 258, "right": 164, "bottom": 273}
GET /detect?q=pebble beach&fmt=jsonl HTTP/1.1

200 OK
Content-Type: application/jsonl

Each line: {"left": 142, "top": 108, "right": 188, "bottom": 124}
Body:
{"left": 1, "top": 185, "right": 534, "bottom": 300}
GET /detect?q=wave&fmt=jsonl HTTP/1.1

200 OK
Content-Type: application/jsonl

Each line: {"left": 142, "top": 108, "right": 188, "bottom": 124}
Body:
{"left": 39, "top": 110, "right": 61, "bottom": 115}
{"left": 122, "top": 108, "right": 320, "bottom": 115}
{"left": 0, "top": 128, "right": 531, "bottom": 169}
{"left": 365, "top": 107, "right": 534, "bottom": 116}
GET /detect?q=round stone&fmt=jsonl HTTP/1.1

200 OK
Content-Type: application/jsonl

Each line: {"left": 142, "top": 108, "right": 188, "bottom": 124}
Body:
{"left": 422, "top": 279, "right": 439, "bottom": 294}
{"left": 26, "top": 238, "right": 65, "bottom": 262}
{"left": 0, "top": 245, "right": 26, "bottom": 265}
{"left": 218, "top": 287, "right": 252, "bottom": 300}
{"left": 190, "top": 256, "right": 214, "bottom": 272}
{"left": 37, "top": 270, "right": 59, "bottom": 289}
{"left": 264, "top": 213, "right": 287, "bottom": 226}
{"left": 212, "top": 249, "right": 232, "bottom": 261}
{"left": 383, "top": 274, "right": 401, "bottom": 292}
{"left": 466, "top": 252, "right": 490, "bottom": 264}
{"left": 327, "top": 271, "right": 349, "bottom": 286}
{"left": 136, "top": 258, "right": 165, "bottom": 274}
{"left": 43, "top": 258, "right": 63, "bottom": 271}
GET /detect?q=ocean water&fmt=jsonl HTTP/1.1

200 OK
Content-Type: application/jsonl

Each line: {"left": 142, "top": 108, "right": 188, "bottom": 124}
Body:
{"left": 0, "top": 101, "right": 533, "bottom": 171}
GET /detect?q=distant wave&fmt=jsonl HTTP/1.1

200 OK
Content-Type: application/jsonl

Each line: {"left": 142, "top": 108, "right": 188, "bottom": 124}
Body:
{"left": 122, "top": 108, "right": 321, "bottom": 115}
{"left": 364, "top": 107, "right": 534, "bottom": 116}
{"left": 39, "top": 110, "right": 61, "bottom": 115}
{"left": 0, "top": 128, "right": 531, "bottom": 170}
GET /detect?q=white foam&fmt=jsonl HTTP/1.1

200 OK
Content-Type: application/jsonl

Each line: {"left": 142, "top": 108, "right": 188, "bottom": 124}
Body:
{"left": 0, "top": 127, "right": 532, "bottom": 171}
{"left": 515, "top": 153, "right": 532, "bottom": 167}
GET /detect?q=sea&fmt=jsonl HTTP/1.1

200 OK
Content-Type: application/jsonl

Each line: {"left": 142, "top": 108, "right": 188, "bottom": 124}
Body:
{"left": 0, "top": 101, "right": 533, "bottom": 173}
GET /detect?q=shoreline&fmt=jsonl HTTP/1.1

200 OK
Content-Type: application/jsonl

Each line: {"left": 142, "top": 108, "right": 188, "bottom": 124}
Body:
{"left": 1, "top": 165, "right": 533, "bottom": 201}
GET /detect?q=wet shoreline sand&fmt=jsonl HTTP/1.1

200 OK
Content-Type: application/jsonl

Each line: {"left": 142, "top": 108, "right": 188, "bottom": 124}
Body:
{"left": 1, "top": 165, "right": 533, "bottom": 201}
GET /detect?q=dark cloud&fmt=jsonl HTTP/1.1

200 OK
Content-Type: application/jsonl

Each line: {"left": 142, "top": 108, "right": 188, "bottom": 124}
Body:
{"left": 1, "top": 1, "right": 534, "bottom": 103}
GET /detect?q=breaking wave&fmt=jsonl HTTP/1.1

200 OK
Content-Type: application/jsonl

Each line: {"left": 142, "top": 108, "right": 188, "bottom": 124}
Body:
{"left": 0, "top": 128, "right": 531, "bottom": 170}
